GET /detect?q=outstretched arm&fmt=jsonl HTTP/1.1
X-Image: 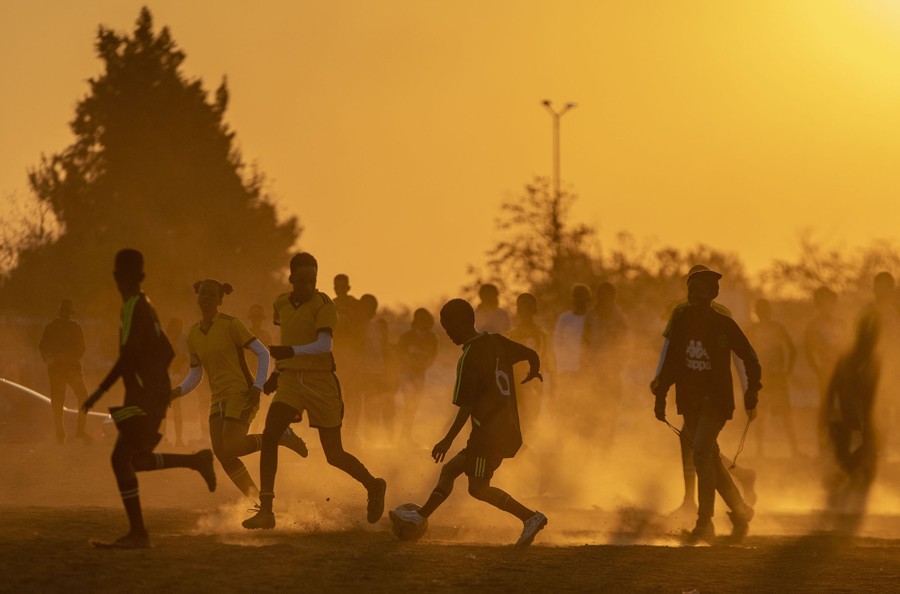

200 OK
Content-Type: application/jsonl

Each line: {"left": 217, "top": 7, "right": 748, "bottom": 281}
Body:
{"left": 269, "top": 330, "right": 333, "bottom": 360}
{"left": 431, "top": 405, "right": 472, "bottom": 463}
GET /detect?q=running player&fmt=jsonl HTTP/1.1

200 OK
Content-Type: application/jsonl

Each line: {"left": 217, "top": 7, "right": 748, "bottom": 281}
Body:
{"left": 242, "top": 253, "right": 386, "bottom": 529}
{"left": 82, "top": 249, "right": 216, "bottom": 549}
{"left": 171, "top": 279, "right": 308, "bottom": 501}
{"left": 652, "top": 266, "right": 760, "bottom": 542}
{"left": 389, "top": 299, "right": 548, "bottom": 546}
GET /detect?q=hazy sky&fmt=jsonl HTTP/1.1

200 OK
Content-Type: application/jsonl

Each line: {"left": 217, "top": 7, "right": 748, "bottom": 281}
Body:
{"left": 3, "top": 1, "right": 900, "bottom": 307}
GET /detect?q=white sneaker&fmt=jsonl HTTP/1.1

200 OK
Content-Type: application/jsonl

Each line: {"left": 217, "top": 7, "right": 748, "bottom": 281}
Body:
{"left": 516, "top": 511, "right": 548, "bottom": 547}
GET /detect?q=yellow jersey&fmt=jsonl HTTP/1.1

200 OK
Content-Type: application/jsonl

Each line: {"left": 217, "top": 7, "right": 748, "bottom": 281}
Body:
{"left": 274, "top": 291, "right": 338, "bottom": 372}
{"left": 187, "top": 313, "right": 256, "bottom": 400}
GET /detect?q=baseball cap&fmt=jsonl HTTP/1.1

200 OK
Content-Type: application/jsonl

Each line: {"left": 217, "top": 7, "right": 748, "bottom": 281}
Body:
{"left": 686, "top": 264, "right": 723, "bottom": 283}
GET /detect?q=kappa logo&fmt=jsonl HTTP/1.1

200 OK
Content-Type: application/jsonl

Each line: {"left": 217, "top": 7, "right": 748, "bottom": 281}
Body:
{"left": 685, "top": 340, "right": 712, "bottom": 371}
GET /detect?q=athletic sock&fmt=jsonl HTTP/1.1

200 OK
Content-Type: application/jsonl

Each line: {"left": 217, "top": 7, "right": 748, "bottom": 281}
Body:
{"left": 243, "top": 434, "right": 264, "bottom": 455}
{"left": 152, "top": 452, "right": 196, "bottom": 470}
{"left": 493, "top": 491, "right": 534, "bottom": 522}
{"left": 418, "top": 489, "right": 448, "bottom": 518}
{"left": 259, "top": 491, "right": 274, "bottom": 513}
{"left": 223, "top": 460, "right": 259, "bottom": 499}
{"left": 118, "top": 479, "right": 145, "bottom": 533}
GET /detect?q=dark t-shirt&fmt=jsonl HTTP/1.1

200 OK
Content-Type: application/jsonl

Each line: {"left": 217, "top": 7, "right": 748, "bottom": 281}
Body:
{"left": 396, "top": 328, "right": 438, "bottom": 376}
{"left": 452, "top": 333, "right": 536, "bottom": 458}
{"left": 99, "top": 293, "right": 174, "bottom": 419}
{"left": 39, "top": 318, "right": 86, "bottom": 370}
{"left": 657, "top": 305, "right": 761, "bottom": 419}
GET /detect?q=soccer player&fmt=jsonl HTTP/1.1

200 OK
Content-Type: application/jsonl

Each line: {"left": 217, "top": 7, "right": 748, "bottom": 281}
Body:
{"left": 171, "top": 279, "right": 308, "bottom": 500}
{"left": 39, "top": 299, "right": 90, "bottom": 444}
{"left": 747, "top": 298, "right": 799, "bottom": 457}
{"left": 242, "top": 253, "right": 386, "bottom": 529}
{"left": 395, "top": 308, "right": 439, "bottom": 444}
{"left": 823, "top": 315, "right": 880, "bottom": 528}
{"left": 389, "top": 299, "right": 548, "bottom": 546}
{"left": 82, "top": 249, "right": 216, "bottom": 549}
{"left": 652, "top": 266, "right": 760, "bottom": 542}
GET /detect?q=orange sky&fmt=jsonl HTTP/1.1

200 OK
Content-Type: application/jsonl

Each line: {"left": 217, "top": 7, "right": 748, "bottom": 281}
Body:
{"left": 3, "top": 1, "right": 900, "bottom": 308}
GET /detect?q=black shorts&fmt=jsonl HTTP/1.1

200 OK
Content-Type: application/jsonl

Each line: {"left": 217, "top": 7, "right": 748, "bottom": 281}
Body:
{"left": 458, "top": 447, "right": 503, "bottom": 480}
{"left": 110, "top": 406, "right": 163, "bottom": 453}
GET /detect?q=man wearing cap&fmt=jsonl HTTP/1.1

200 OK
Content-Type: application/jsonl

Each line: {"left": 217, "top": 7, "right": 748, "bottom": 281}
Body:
{"left": 39, "top": 299, "right": 90, "bottom": 444}
{"left": 651, "top": 266, "right": 761, "bottom": 542}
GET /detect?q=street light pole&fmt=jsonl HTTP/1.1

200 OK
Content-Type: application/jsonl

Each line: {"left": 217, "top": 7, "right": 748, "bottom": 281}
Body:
{"left": 541, "top": 100, "right": 577, "bottom": 201}
{"left": 541, "top": 100, "right": 577, "bottom": 273}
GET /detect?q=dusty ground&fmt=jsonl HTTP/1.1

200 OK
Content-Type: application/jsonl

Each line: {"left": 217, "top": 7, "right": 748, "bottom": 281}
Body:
{"left": 3, "top": 439, "right": 900, "bottom": 593}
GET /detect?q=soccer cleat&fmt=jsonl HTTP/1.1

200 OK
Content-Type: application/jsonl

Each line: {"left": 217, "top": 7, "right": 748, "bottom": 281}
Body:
{"left": 281, "top": 427, "right": 309, "bottom": 458}
{"left": 92, "top": 531, "right": 150, "bottom": 549}
{"left": 194, "top": 449, "right": 217, "bottom": 492}
{"left": 516, "top": 511, "right": 548, "bottom": 547}
{"left": 728, "top": 504, "right": 755, "bottom": 541}
{"left": 367, "top": 478, "right": 387, "bottom": 523}
{"left": 242, "top": 507, "right": 276, "bottom": 530}
{"left": 684, "top": 517, "right": 715, "bottom": 544}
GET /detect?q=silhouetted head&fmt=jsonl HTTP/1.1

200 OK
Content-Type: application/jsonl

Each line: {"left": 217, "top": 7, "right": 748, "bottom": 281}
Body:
{"left": 595, "top": 282, "right": 617, "bottom": 310}
{"left": 755, "top": 298, "right": 772, "bottom": 322}
{"left": 687, "top": 266, "right": 721, "bottom": 308}
{"left": 289, "top": 252, "right": 318, "bottom": 303}
{"left": 516, "top": 293, "right": 538, "bottom": 322}
{"left": 440, "top": 299, "right": 477, "bottom": 345}
{"left": 874, "top": 272, "right": 895, "bottom": 303}
{"left": 165, "top": 317, "right": 184, "bottom": 339}
{"left": 248, "top": 304, "right": 265, "bottom": 325}
{"left": 412, "top": 308, "right": 435, "bottom": 331}
{"left": 572, "top": 284, "right": 592, "bottom": 314}
{"left": 334, "top": 274, "right": 350, "bottom": 298}
{"left": 359, "top": 294, "right": 378, "bottom": 319}
{"left": 113, "top": 249, "right": 144, "bottom": 295}
{"left": 813, "top": 286, "right": 837, "bottom": 313}
{"left": 479, "top": 284, "right": 500, "bottom": 308}
{"left": 58, "top": 299, "right": 74, "bottom": 320}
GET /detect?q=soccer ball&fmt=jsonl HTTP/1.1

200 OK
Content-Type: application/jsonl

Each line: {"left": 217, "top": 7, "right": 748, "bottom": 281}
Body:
{"left": 389, "top": 503, "right": 428, "bottom": 542}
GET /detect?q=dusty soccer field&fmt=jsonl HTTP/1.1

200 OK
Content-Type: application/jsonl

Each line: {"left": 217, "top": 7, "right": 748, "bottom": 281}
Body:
{"left": 3, "top": 439, "right": 900, "bottom": 593}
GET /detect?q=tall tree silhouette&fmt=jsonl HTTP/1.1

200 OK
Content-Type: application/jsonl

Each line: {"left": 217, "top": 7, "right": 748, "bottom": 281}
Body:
{"left": 473, "top": 176, "right": 594, "bottom": 315}
{"left": 0, "top": 7, "right": 299, "bottom": 315}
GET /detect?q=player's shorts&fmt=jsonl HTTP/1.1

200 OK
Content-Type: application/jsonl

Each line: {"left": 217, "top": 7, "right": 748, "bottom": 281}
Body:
{"left": 458, "top": 447, "right": 503, "bottom": 481}
{"left": 209, "top": 390, "right": 260, "bottom": 425}
{"left": 110, "top": 406, "right": 163, "bottom": 453}
{"left": 273, "top": 370, "right": 344, "bottom": 429}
